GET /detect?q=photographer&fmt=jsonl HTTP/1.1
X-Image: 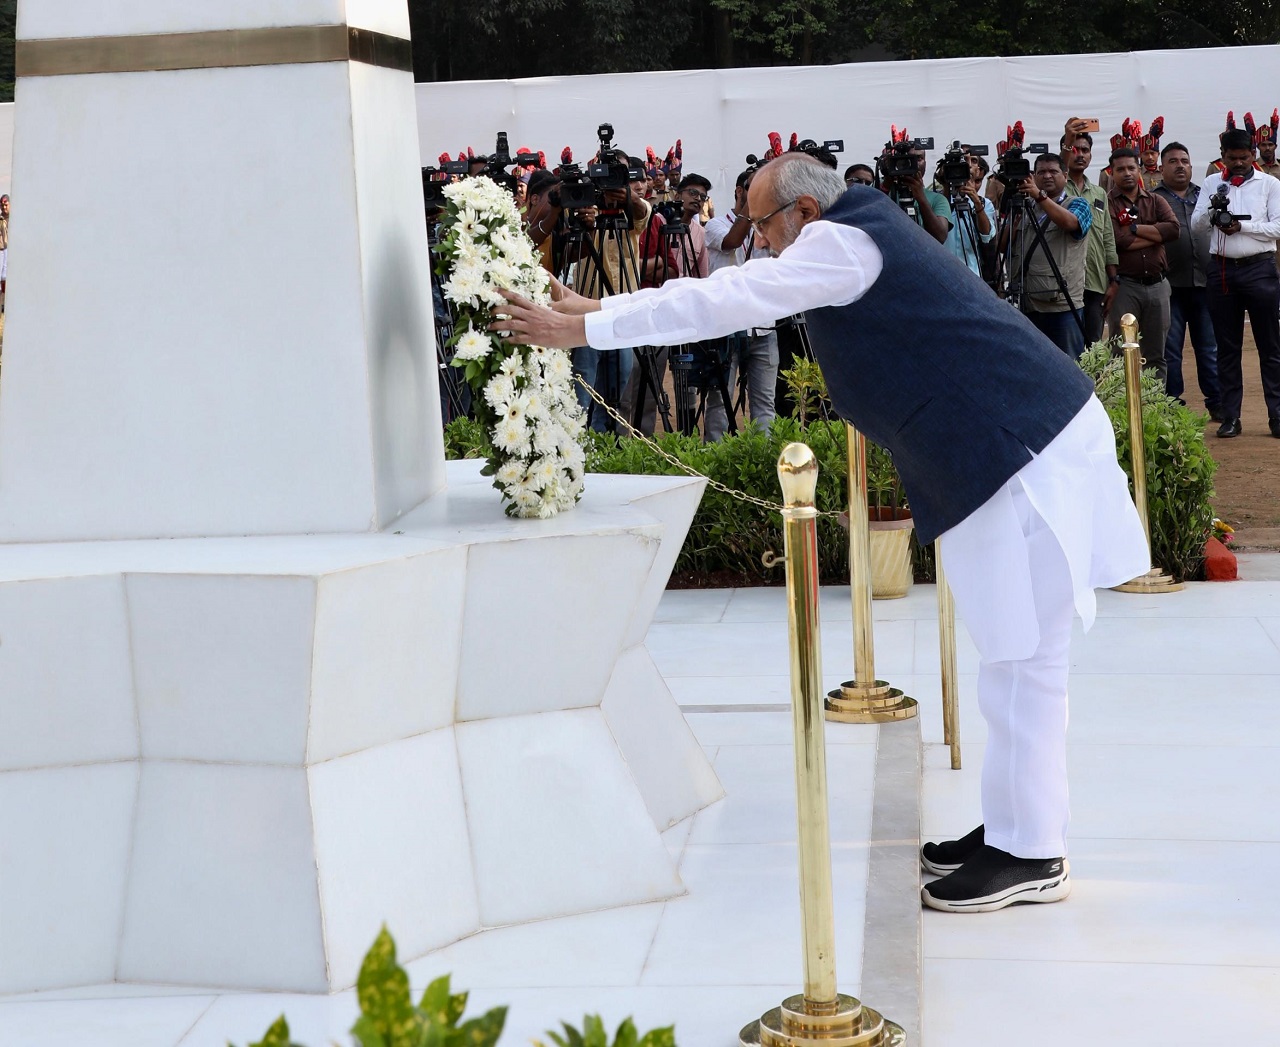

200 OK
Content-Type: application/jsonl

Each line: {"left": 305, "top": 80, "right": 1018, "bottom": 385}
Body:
{"left": 844, "top": 163, "right": 875, "bottom": 188}
{"left": 1108, "top": 147, "right": 1178, "bottom": 380}
{"left": 1061, "top": 120, "right": 1119, "bottom": 345}
{"left": 1001, "top": 153, "right": 1093, "bottom": 358}
{"left": 942, "top": 152, "right": 996, "bottom": 278}
{"left": 1191, "top": 127, "right": 1280, "bottom": 438}
{"left": 671, "top": 174, "right": 711, "bottom": 277}
{"left": 703, "top": 165, "right": 778, "bottom": 441}
{"left": 568, "top": 155, "right": 653, "bottom": 429}
{"left": 881, "top": 144, "right": 952, "bottom": 244}
{"left": 523, "top": 168, "right": 562, "bottom": 273}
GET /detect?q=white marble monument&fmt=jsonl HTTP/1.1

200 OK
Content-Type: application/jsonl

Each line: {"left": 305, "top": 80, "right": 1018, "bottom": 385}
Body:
{"left": 0, "top": 1, "right": 720, "bottom": 995}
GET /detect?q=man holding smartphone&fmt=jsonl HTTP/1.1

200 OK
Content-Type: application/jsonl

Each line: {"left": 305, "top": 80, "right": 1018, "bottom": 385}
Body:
{"left": 1061, "top": 117, "right": 1119, "bottom": 344}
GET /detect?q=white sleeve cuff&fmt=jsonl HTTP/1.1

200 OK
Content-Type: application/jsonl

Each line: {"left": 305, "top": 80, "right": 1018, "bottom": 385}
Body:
{"left": 583, "top": 309, "right": 620, "bottom": 350}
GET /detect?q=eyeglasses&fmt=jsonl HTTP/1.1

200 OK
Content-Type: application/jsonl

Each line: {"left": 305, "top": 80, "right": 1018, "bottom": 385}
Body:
{"left": 682, "top": 190, "right": 708, "bottom": 201}
{"left": 750, "top": 199, "right": 798, "bottom": 237}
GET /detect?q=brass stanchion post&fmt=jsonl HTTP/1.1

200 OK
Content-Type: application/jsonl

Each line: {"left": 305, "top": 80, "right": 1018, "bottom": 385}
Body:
{"left": 740, "top": 443, "right": 905, "bottom": 1047}
{"left": 1112, "top": 313, "right": 1184, "bottom": 594}
{"left": 935, "top": 542, "right": 961, "bottom": 771}
{"left": 825, "top": 424, "right": 917, "bottom": 724}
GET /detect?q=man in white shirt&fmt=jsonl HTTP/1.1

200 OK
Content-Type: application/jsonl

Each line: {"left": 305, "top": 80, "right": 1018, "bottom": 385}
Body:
{"left": 495, "top": 153, "right": 1149, "bottom": 915}
{"left": 1191, "top": 128, "right": 1280, "bottom": 438}
{"left": 701, "top": 166, "right": 780, "bottom": 441}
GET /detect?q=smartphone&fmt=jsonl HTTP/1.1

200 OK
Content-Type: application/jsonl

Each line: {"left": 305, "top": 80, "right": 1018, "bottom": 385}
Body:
{"left": 1081, "top": 118, "right": 1101, "bottom": 133}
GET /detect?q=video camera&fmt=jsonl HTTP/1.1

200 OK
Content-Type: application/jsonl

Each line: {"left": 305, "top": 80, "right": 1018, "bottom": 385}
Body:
{"left": 745, "top": 138, "right": 844, "bottom": 171}
{"left": 939, "top": 141, "right": 989, "bottom": 187}
{"left": 878, "top": 137, "right": 934, "bottom": 180}
{"left": 1207, "top": 184, "right": 1252, "bottom": 230}
{"left": 421, "top": 167, "right": 450, "bottom": 210}
{"left": 995, "top": 142, "right": 1048, "bottom": 186}
{"left": 554, "top": 123, "right": 646, "bottom": 211}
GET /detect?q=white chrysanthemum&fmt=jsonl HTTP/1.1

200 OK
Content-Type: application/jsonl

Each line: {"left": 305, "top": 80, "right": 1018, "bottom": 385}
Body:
{"left": 453, "top": 326, "right": 493, "bottom": 361}
{"left": 443, "top": 265, "right": 484, "bottom": 307}
{"left": 544, "top": 350, "right": 572, "bottom": 383}
{"left": 493, "top": 417, "right": 530, "bottom": 455}
{"left": 487, "top": 258, "right": 521, "bottom": 291}
{"left": 529, "top": 456, "right": 558, "bottom": 487}
{"left": 503, "top": 396, "right": 530, "bottom": 428}
{"left": 498, "top": 352, "right": 524, "bottom": 377}
{"left": 531, "top": 423, "right": 559, "bottom": 456}
{"left": 495, "top": 459, "right": 525, "bottom": 486}
{"left": 483, "top": 374, "right": 516, "bottom": 410}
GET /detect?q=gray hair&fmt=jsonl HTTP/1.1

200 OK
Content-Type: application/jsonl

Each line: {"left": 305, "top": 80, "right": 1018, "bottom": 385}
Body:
{"left": 767, "top": 153, "right": 848, "bottom": 212}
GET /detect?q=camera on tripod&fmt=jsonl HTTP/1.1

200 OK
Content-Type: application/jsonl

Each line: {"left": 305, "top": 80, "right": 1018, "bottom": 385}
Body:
{"left": 995, "top": 143, "right": 1049, "bottom": 187}
{"left": 554, "top": 123, "right": 646, "bottom": 212}
{"left": 589, "top": 123, "right": 644, "bottom": 191}
{"left": 940, "top": 141, "right": 988, "bottom": 187}
{"left": 1207, "top": 185, "right": 1252, "bottom": 229}
{"left": 878, "top": 137, "right": 934, "bottom": 180}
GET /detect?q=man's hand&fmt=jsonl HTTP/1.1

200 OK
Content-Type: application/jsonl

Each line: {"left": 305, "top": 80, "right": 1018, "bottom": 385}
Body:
{"left": 1018, "top": 176, "right": 1040, "bottom": 201}
{"left": 1222, "top": 219, "right": 1242, "bottom": 236}
{"left": 1103, "top": 281, "right": 1118, "bottom": 315}
{"left": 1063, "top": 117, "right": 1090, "bottom": 145}
{"left": 490, "top": 289, "right": 593, "bottom": 350}
{"left": 548, "top": 277, "right": 596, "bottom": 315}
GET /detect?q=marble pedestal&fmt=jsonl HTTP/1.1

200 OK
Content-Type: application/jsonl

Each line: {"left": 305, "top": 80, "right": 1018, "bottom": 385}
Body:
{"left": 0, "top": 464, "right": 721, "bottom": 993}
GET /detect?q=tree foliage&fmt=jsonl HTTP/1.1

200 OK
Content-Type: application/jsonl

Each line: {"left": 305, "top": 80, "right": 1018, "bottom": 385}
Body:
{"left": 409, "top": 0, "right": 1280, "bottom": 80}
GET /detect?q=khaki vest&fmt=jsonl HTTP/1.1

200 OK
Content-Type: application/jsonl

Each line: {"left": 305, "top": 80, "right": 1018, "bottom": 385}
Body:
{"left": 1013, "top": 203, "right": 1087, "bottom": 313}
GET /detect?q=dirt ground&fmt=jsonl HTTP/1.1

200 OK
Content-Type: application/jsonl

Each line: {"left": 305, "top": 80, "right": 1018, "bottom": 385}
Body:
{"left": 1183, "top": 328, "right": 1280, "bottom": 550}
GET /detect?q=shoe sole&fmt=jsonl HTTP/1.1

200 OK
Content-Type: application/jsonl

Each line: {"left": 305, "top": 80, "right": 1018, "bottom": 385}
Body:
{"left": 920, "top": 855, "right": 966, "bottom": 877}
{"left": 920, "top": 861, "right": 1071, "bottom": 913}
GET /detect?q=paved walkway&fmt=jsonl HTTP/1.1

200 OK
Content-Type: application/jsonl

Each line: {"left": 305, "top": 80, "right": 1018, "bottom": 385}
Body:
{"left": 2, "top": 562, "right": 1278, "bottom": 1045}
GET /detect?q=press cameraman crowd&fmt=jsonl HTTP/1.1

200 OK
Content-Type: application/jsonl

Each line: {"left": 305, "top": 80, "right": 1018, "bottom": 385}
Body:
{"left": 428, "top": 107, "right": 1280, "bottom": 442}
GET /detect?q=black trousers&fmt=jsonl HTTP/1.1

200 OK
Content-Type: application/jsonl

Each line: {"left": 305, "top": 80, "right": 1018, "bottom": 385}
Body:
{"left": 1205, "top": 256, "right": 1280, "bottom": 420}
{"left": 1082, "top": 288, "right": 1106, "bottom": 346}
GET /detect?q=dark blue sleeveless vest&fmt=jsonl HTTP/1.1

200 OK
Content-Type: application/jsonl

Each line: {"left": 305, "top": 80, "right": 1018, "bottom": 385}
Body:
{"left": 803, "top": 186, "right": 1094, "bottom": 544}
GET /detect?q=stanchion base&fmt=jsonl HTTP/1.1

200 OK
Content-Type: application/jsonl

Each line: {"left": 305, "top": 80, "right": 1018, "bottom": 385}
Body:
{"left": 739, "top": 994, "right": 906, "bottom": 1047}
{"left": 826, "top": 682, "right": 918, "bottom": 724}
{"left": 1112, "top": 568, "right": 1184, "bottom": 594}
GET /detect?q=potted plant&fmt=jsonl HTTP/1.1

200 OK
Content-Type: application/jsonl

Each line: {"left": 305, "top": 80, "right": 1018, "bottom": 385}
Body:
{"left": 865, "top": 441, "right": 913, "bottom": 599}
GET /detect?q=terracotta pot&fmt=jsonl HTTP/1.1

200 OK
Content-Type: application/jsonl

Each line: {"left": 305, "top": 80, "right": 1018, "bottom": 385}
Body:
{"left": 868, "top": 507, "right": 914, "bottom": 599}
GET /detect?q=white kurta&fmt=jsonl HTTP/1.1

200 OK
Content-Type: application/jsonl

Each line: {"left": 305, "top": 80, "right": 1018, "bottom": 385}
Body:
{"left": 583, "top": 217, "right": 1151, "bottom": 858}
{"left": 583, "top": 219, "right": 1148, "bottom": 662}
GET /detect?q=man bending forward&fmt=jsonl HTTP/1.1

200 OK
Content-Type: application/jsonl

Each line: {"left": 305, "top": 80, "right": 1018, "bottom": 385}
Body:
{"left": 496, "top": 153, "right": 1149, "bottom": 913}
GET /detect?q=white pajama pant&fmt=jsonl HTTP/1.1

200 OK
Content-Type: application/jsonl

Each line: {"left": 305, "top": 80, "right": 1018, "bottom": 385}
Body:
{"left": 972, "top": 481, "right": 1075, "bottom": 860}
{"left": 937, "top": 395, "right": 1151, "bottom": 862}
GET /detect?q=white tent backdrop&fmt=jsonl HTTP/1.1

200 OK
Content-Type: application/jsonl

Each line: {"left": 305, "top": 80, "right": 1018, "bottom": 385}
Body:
{"left": 414, "top": 44, "right": 1280, "bottom": 205}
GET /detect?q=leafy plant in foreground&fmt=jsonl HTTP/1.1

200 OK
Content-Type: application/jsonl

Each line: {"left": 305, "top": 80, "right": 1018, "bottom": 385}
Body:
{"left": 535, "top": 1014, "right": 676, "bottom": 1047}
{"left": 235, "top": 927, "right": 506, "bottom": 1047}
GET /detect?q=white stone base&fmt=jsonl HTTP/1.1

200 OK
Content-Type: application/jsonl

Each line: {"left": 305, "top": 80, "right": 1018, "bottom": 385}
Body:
{"left": 0, "top": 463, "right": 722, "bottom": 993}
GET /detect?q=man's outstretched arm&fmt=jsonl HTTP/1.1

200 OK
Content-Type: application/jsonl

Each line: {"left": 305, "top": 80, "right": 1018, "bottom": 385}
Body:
{"left": 492, "top": 221, "right": 883, "bottom": 351}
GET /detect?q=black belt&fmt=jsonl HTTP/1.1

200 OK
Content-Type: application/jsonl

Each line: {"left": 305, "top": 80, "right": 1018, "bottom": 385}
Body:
{"left": 1119, "top": 273, "right": 1166, "bottom": 286}
{"left": 1210, "top": 252, "right": 1274, "bottom": 267}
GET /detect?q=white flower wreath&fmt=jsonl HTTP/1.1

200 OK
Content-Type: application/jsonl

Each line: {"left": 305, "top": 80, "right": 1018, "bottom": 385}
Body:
{"left": 436, "top": 178, "right": 587, "bottom": 518}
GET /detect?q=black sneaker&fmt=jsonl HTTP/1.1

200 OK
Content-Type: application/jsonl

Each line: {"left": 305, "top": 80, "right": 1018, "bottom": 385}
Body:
{"left": 920, "top": 825, "right": 984, "bottom": 876}
{"left": 921, "top": 845, "right": 1070, "bottom": 913}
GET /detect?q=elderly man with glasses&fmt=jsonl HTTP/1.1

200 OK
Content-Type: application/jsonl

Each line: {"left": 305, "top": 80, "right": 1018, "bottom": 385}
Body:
{"left": 494, "top": 152, "right": 1150, "bottom": 916}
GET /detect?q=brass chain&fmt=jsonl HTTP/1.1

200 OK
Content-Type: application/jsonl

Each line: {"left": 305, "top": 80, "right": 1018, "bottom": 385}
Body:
{"left": 575, "top": 375, "right": 844, "bottom": 519}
